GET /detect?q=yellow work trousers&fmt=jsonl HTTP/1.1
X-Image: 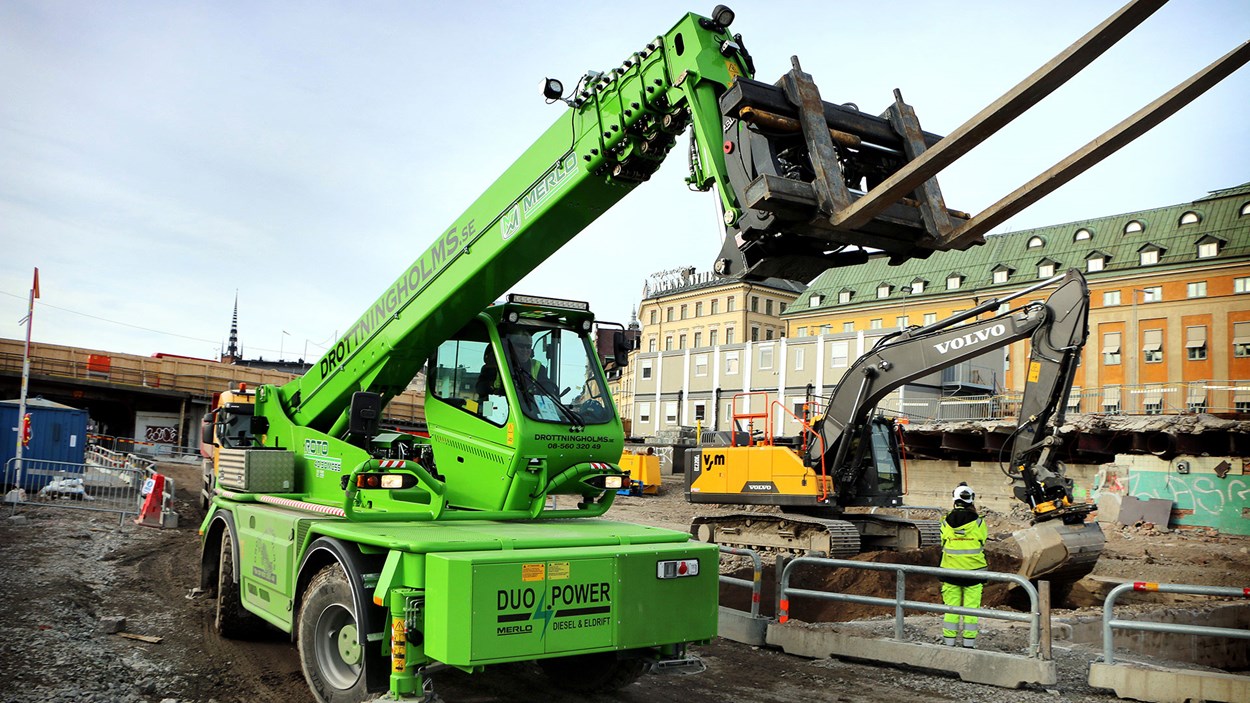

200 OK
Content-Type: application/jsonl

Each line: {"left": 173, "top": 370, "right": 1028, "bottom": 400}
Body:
{"left": 940, "top": 581, "right": 982, "bottom": 647}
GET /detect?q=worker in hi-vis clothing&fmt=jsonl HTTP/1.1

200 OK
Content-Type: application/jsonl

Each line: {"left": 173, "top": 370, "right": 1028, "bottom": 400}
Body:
{"left": 939, "top": 483, "right": 988, "bottom": 647}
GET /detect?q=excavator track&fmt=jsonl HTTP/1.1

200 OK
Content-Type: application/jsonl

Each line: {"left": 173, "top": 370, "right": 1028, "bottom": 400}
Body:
{"left": 842, "top": 514, "right": 941, "bottom": 552}
{"left": 691, "top": 513, "right": 862, "bottom": 557}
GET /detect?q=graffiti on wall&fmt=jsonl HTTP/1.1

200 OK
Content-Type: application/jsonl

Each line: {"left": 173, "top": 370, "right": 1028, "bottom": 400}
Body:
{"left": 1123, "top": 468, "right": 1250, "bottom": 535}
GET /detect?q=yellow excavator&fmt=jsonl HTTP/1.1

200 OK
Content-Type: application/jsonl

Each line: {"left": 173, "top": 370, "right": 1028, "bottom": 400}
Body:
{"left": 687, "top": 270, "right": 1105, "bottom": 584}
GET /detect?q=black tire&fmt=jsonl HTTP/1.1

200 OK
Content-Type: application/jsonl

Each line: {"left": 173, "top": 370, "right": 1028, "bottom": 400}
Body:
{"left": 537, "top": 651, "right": 648, "bottom": 693}
{"left": 298, "top": 564, "right": 370, "bottom": 703}
{"left": 214, "top": 530, "right": 262, "bottom": 638}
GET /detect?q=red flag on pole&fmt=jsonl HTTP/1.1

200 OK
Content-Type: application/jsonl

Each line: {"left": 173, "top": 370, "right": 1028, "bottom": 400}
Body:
{"left": 32, "top": 267, "right": 40, "bottom": 299}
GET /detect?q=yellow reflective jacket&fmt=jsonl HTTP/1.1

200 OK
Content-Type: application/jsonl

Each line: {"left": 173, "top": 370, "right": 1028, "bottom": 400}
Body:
{"left": 940, "top": 509, "right": 988, "bottom": 572}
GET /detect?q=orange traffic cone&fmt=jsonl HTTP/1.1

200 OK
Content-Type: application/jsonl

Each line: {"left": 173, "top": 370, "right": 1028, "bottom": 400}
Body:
{"left": 134, "top": 474, "right": 166, "bottom": 528}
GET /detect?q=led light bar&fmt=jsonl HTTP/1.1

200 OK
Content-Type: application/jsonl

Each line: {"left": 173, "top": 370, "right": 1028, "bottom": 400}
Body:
{"left": 506, "top": 293, "right": 590, "bottom": 311}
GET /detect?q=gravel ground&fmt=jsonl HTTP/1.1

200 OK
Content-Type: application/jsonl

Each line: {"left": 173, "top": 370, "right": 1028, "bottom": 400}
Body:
{"left": 0, "top": 462, "right": 1246, "bottom": 703}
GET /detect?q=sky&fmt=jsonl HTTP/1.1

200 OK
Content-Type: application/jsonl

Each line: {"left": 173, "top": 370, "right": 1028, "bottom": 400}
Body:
{"left": 2, "top": 1, "right": 1248, "bottom": 363}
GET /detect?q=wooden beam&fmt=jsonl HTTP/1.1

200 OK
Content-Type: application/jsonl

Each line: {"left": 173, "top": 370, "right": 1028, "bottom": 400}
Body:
{"left": 828, "top": 0, "right": 1167, "bottom": 231}
{"left": 945, "top": 39, "right": 1250, "bottom": 248}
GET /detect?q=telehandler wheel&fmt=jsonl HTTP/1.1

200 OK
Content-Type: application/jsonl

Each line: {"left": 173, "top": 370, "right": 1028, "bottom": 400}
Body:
{"left": 298, "top": 564, "right": 369, "bottom": 703}
{"left": 214, "top": 530, "right": 262, "bottom": 638}
{"left": 537, "top": 651, "right": 647, "bottom": 693}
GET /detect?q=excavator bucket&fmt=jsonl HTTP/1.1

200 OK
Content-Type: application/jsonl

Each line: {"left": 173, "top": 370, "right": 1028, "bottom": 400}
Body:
{"left": 1013, "top": 520, "right": 1105, "bottom": 583}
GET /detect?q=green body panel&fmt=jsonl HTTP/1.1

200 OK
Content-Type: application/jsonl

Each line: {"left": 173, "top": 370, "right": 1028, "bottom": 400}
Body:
{"left": 312, "top": 518, "right": 694, "bottom": 554}
{"left": 232, "top": 503, "right": 327, "bottom": 631}
{"left": 424, "top": 540, "right": 718, "bottom": 666}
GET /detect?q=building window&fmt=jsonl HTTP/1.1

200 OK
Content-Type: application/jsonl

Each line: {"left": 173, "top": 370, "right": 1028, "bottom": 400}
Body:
{"left": 1102, "top": 387, "right": 1121, "bottom": 414}
{"left": 896, "top": 315, "right": 909, "bottom": 328}
{"left": 838, "top": 290, "right": 852, "bottom": 304}
{"left": 869, "top": 318, "right": 882, "bottom": 330}
{"left": 749, "top": 326, "right": 759, "bottom": 342}
{"left": 638, "top": 402, "right": 651, "bottom": 423}
{"left": 709, "top": 329, "right": 718, "bottom": 346}
{"left": 1187, "top": 281, "right": 1207, "bottom": 298}
{"left": 725, "top": 351, "right": 740, "bottom": 374}
{"left": 711, "top": 299, "right": 719, "bottom": 314}
{"left": 780, "top": 302, "right": 787, "bottom": 314}
{"left": 1197, "top": 240, "right": 1220, "bottom": 259}
{"left": 680, "top": 304, "right": 688, "bottom": 320}
{"left": 765, "top": 299, "right": 774, "bottom": 315}
{"left": 666, "top": 307, "right": 674, "bottom": 322}
{"left": 1074, "top": 228, "right": 1092, "bottom": 241}
{"left": 1140, "top": 249, "right": 1159, "bottom": 266}
{"left": 649, "top": 338, "right": 657, "bottom": 352}
{"left": 694, "top": 354, "right": 708, "bottom": 376}
{"left": 830, "top": 341, "right": 849, "bottom": 368}
{"left": 1038, "top": 263, "right": 1055, "bottom": 279}
{"left": 793, "top": 347, "right": 805, "bottom": 370}
{"left": 727, "top": 297, "right": 736, "bottom": 312}
{"left": 1144, "top": 401, "right": 1162, "bottom": 416}
{"left": 649, "top": 310, "right": 657, "bottom": 325}
{"left": 694, "top": 402, "right": 706, "bottom": 422}
{"left": 946, "top": 274, "right": 963, "bottom": 290}
{"left": 678, "top": 334, "right": 686, "bottom": 349}
{"left": 694, "top": 332, "right": 702, "bottom": 348}
{"left": 765, "top": 329, "right": 774, "bottom": 340}
{"left": 695, "top": 302, "right": 703, "bottom": 317}
{"left": 793, "top": 401, "right": 806, "bottom": 417}
{"left": 1234, "top": 322, "right": 1250, "bottom": 357}
{"left": 993, "top": 269, "right": 1009, "bottom": 284}
{"left": 1236, "top": 277, "right": 1250, "bottom": 294}
{"left": 725, "top": 327, "right": 735, "bottom": 344}
{"left": 911, "top": 280, "right": 925, "bottom": 294}
{"left": 751, "top": 296, "right": 759, "bottom": 313}
{"left": 877, "top": 284, "right": 892, "bottom": 299}
{"left": 1124, "top": 220, "right": 1144, "bottom": 234}
{"left": 1179, "top": 211, "right": 1200, "bottom": 225}
{"left": 797, "top": 327, "right": 808, "bottom": 337}
{"left": 1141, "top": 286, "right": 1162, "bottom": 303}
{"left": 1102, "top": 332, "right": 1121, "bottom": 366}
{"left": 1241, "top": 202, "right": 1250, "bottom": 216}
{"left": 809, "top": 294, "right": 822, "bottom": 307}
{"left": 1087, "top": 256, "right": 1104, "bottom": 273}
{"left": 1027, "top": 236, "right": 1044, "bottom": 248}
{"left": 1186, "top": 326, "right": 1207, "bottom": 361}
{"left": 665, "top": 336, "right": 673, "bottom": 351}
{"left": 1103, "top": 290, "right": 1121, "bottom": 306}
{"left": 842, "top": 322, "right": 854, "bottom": 333}
{"left": 664, "top": 402, "right": 678, "bottom": 424}
{"left": 641, "top": 361, "right": 653, "bottom": 379}
{"left": 1142, "top": 329, "right": 1163, "bottom": 363}
{"left": 923, "top": 312, "right": 937, "bottom": 325}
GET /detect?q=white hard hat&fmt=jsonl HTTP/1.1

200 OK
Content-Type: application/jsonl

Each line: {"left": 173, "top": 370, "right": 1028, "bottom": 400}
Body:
{"left": 952, "top": 484, "right": 975, "bottom": 503}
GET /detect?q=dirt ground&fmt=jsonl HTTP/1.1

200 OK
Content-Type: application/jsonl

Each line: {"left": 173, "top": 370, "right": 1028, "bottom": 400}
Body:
{"left": 0, "top": 462, "right": 1246, "bottom": 703}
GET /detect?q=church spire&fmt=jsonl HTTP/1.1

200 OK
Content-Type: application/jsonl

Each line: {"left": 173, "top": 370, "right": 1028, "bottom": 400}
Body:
{"left": 224, "top": 291, "right": 240, "bottom": 363}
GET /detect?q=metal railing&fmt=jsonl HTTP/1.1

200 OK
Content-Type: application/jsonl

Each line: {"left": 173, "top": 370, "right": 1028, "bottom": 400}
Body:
{"left": 4, "top": 458, "right": 147, "bottom": 520}
{"left": 777, "top": 556, "right": 1046, "bottom": 658}
{"left": 86, "top": 444, "right": 157, "bottom": 472}
{"left": 1101, "top": 581, "right": 1250, "bottom": 665}
{"left": 718, "top": 546, "right": 764, "bottom": 618}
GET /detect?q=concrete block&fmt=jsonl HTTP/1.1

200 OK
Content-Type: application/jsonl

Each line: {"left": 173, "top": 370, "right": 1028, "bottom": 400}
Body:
{"left": 1095, "top": 493, "right": 1122, "bottom": 524}
{"left": 7, "top": 514, "right": 27, "bottom": 524}
{"left": 718, "top": 606, "right": 769, "bottom": 647}
{"left": 765, "top": 622, "right": 1056, "bottom": 689}
{"left": 98, "top": 616, "right": 126, "bottom": 634}
{"left": 161, "top": 511, "right": 179, "bottom": 529}
{"left": 1089, "top": 662, "right": 1249, "bottom": 703}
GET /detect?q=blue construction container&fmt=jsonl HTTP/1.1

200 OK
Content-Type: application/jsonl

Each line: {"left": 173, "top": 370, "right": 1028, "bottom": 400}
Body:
{"left": 0, "top": 397, "right": 89, "bottom": 489}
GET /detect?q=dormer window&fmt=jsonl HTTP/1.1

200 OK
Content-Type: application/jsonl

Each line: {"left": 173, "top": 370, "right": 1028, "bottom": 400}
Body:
{"left": 1026, "top": 236, "right": 1045, "bottom": 248}
{"left": 876, "top": 283, "right": 893, "bottom": 299}
{"left": 1037, "top": 258, "right": 1058, "bottom": 279}
{"left": 1197, "top": 235, "right": 1223, "bottom": 259}
{"left": 1124, "top": 220, "right": 1144, "bottom": 234}
{"left": 1241, "top": 202, "right": 1250, "bottom": 216}
{"left": 809, "top": 293, "right": 823, "bottom": 307}
{"left": 1138, "top": 244, "right": 1164, "bottom": 266}
{"left": 910, "top": 278, "right": 926, "bottom": 295}
{"left": 1086, "top": 251, "right": 1109, "bottom": 273}
{"left": 991, "top": 264, "right": 1013, "bottom": 284}
{"left": 838, "top": 289, "right": 853, "bottom": 304}
{"left": 1074, "top": 228, "right": 1092, "bottom": 241}
{"left": 946, "top": 273, "right": 964, "bottom": 290}
{"left": 1179, "top": 211, "right": 1201, "bottom": 225}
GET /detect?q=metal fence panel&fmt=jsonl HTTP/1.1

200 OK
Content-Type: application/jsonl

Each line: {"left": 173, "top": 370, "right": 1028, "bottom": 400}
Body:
{"left": 4, "top": 458, "right": 146, "bottom": 518}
